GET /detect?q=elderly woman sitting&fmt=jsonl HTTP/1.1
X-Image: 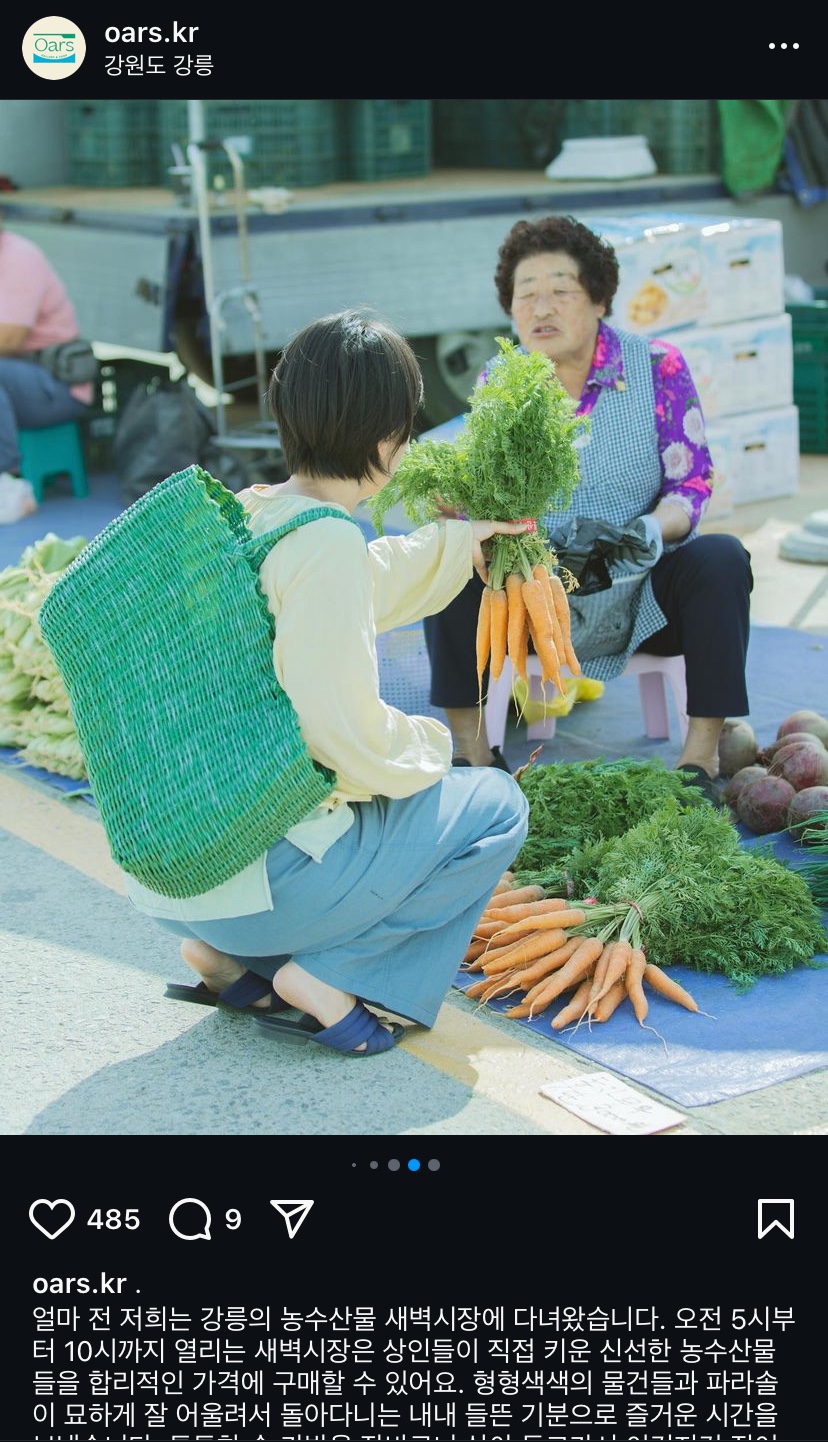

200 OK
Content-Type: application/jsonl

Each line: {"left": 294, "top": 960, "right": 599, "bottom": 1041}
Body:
{"left": 423, "top": 213, "right": 753, "bottom": 801}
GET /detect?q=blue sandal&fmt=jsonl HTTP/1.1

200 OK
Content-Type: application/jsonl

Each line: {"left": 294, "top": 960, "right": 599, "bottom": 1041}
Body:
{"left": 165, "top": 971, "right": 288, "bottom": 1014}
{"left": 253, "top": 999, "right": 406, "bottom": 1055}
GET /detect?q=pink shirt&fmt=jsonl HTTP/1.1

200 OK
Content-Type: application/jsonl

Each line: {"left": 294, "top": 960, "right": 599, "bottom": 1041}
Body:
{"left": 0, "top": 230, "right": 92, "bottom": 404}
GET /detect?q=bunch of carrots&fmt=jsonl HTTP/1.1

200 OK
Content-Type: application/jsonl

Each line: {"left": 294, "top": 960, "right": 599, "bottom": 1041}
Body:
{"left": 462, "top": 875, "right": 708, "bottom": 1039}
{"left": 478, "top": 559, "right": 580, "bottom": 704}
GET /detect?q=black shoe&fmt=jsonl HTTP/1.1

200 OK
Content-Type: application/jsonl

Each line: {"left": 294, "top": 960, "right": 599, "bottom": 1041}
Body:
{"left": 452, "top": 747, "right": 512, "bottom": 773}
{"left": 676, "top": 763, "right": 723, "bottom": 806}
{"left": 489, "top": 746, "right": 512, "bottom": 773}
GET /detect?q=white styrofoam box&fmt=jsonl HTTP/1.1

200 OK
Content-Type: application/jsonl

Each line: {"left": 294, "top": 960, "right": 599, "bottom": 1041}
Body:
{"left": 670, "top": 312, "right": 793, "bottom": 420}
{"left": 545, "top": 135, "right": 656, "bottom": 180}
{"left": 590, "top": 213, "right": 708, "bottom": 335}
{"left": 705, "top": 406, "right": 799, "bottom": 507}
{"left": 587, "top": 212, "right": 786, "bottom": 336}
{"left": 693, "top": 216, "right": 786, "bottom": 326}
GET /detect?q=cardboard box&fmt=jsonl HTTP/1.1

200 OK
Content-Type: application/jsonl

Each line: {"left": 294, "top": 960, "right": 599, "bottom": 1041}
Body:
{"left": 672, "top": 312, "right": 793, "bottom": 420}
{"left": 705, "top": 406, "right": 800, "bottom": 507}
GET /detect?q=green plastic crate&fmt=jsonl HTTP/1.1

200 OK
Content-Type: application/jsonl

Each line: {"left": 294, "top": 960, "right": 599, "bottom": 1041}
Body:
{"left": 434, "top": 100, "right": 564, "bottom": 169}
{"left": 563, "top": 100, "right": 719, "bottom": 174}
{"left": 787, "top": 288, "right": 828, "bottom": 453}
{"left": 343, "top": 100, "right": 431, "bottom": 181}
{"left": 158, "top": 100, "right": 341, "bottom": 189}
{"left": 67, "top": 100, "right": 162, "bottom": 187}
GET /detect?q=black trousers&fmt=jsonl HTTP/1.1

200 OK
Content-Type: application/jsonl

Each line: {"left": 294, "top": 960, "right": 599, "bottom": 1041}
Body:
{"left": 423, "top": 534, "right": 754, "bottom": 719}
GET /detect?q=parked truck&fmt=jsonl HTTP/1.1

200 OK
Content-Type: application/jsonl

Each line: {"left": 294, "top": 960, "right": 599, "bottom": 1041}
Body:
{"left": 2, "top": 99, "right": 825, "bottom": 427}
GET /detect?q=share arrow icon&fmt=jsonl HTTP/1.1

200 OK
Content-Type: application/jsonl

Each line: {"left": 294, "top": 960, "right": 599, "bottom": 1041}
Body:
{"left": 270, "top": 1200, "right": 314, "bottom": 1238}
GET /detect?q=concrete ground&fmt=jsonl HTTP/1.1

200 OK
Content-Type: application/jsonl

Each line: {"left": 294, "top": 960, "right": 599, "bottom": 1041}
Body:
{"left": 0, "top": 458, "right": 826, "bottom": 1137}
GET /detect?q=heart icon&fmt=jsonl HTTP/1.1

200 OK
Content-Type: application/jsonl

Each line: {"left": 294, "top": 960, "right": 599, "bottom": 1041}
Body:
{"left": 29, "top": 1199, "right": 75, "bottom": 1240}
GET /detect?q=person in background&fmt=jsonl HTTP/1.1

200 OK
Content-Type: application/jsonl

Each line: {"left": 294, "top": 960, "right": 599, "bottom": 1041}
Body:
{"left": 0, "top": 218, "right": 94, "bottom": 498}
{"left": 134, "top": 310, "right": 531, "bottom": 1055}
{"left": 423, "top": 214, "right": 753, "bottom": 802}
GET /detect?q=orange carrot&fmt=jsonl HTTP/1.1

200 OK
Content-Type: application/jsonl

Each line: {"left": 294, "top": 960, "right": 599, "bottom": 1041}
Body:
{"left": 594, "top": 977, "right": 628, "bottom": 1022}
{"left": 588, "top": 939, "right": 633, "bottom": 1011}
{"left": 482, "top": 885, "right": 547, "bottom": 913}
{"left": 505, "top": 572, "right": 528, "bottom": 683}
{"left": 523, "top": 943, "right": 602, "bottom": 1014}
{"left": 483, "top": 901, "right": 571, "bottom": 931}
{"left": 643, "top": 963, "right": 700, "bottom": 1013}
{"left": 625, "top": 947, "right": 649, "bottom": 1024}
{"left": 586, "top": 942, "right": 614, "bottom": 1007}
{"left": 488, "top": 906, "right": 587, "bottom": 946}
{"left": 513, "top": 616, "right": 531, "bottom": 694}
{"left": 475, "top": 916, "right": 523, "bottom": 935}
{"left": 547, "top": 571, "right": 582, "bottom": 676}
{"left": 490, "top": 872, "right": 515, "bottom": 897}
{"left": 521, "top": 578, "right": 565, "bottom": 692}
{"left": 464, "top": 974, "right": 509, "bottom": 1001}
{"left": 476, "top": 586, "right": 492, "bottom": 701}
{"left": 489, "top": 585, "right": 509, "bottom": 682}
{"left": 481, "top": 926, "right": 571, "bottom": 975}
{"left": 550, "top": 977, "right": 594, "bottom": 1029}
{"left": 511, "top": 938, "right": 580, "bottom": 991}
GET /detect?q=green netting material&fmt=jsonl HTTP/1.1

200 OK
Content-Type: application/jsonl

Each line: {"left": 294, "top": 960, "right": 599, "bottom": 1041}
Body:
{"left": 38, "top": 465, "right": 357, "bottom": 898}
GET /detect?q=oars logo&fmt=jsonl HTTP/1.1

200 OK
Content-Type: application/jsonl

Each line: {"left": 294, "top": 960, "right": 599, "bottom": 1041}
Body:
{"left": 22, "top": 16, "right": 86, "bottom": 78}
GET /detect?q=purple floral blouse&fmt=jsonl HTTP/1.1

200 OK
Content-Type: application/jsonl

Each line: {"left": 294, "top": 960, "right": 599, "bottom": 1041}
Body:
{"left": 480, "top": 321, "right": 714, "bottom": 530}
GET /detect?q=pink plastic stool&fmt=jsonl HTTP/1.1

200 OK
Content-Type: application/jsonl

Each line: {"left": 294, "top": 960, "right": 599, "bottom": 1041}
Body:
{"left": 485, "top": 652, "right": 689, "bottom": 750}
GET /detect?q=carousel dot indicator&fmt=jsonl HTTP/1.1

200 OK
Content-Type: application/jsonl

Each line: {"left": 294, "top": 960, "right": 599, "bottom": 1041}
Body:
{"left": 408, "top": 1158, "right": 420, "bottom": 1171}
{"left": 388, "top": 1158, "right": 401, "bottom": 1171}
{"left": 370, "top": 1161, "right": 379, "bottom": 1169}
{"left": 428, "top": 1159, "right": 441, "bottom": 1171}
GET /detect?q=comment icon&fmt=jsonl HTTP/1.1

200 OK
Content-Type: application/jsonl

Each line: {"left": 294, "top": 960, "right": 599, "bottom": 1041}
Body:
{"left": 169, "top": 1197, "right": 212, "bottom": 1241}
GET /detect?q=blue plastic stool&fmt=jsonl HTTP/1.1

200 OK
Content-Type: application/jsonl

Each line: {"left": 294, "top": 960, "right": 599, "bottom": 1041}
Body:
{"left": 18, "top": 421, "right": 89, "bottom": 503}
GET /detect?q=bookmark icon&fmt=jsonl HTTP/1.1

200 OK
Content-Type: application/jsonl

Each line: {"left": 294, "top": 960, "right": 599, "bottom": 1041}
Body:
{"left": 270, "top": 1199, "right": 314, "bottom": 1238}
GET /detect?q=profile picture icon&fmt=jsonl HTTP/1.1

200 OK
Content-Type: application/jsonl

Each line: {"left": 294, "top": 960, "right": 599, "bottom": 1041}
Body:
{"left": 22, "top": 15, "right": 86, "bottom": 78}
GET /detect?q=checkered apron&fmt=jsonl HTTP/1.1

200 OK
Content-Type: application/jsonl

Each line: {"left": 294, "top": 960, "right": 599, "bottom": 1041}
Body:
{"left": 543, "top": 327, "right": 695, "bottom": 681}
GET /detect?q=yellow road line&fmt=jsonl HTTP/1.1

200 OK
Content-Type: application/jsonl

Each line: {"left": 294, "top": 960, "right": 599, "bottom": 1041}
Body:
{"left": 0, "top": 772, "right": 124, "bottom": 891}
{"left": 0, "top": 771, "right": 617, "bottom": 1134}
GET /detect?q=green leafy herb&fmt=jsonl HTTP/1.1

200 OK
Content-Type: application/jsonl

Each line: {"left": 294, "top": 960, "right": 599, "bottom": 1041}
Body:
{"left": 514, "top": 757, "right": 709, "bottom": 874}
{"left": 580, "top": 800, "right": 826, "bottom": 989}
{"left": 369, "top": 339, "right": 586, "bottom": 584}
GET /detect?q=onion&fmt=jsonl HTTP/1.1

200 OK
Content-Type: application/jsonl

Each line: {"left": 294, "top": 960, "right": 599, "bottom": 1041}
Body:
{"left": 723, "top": 764, "right": 768, "bottom": 808}
{"left": 736, "top": 775, "right": 796, "bottom": 834}
{"left": 717, "top": 719, "right": 759, "bottom": 778}
{"left": 786, "top": 786, "right": 828, "bottom": 843}
{"left": 769, "top": 741, "right": 828, "bottom": 791}
{"left": 777, "top": 710, "right": 828, "bottom": 746}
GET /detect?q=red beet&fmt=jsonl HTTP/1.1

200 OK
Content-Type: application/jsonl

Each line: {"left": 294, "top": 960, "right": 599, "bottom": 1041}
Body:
{"left": 759, "top": 731, "right": 826, "bottom": 764}
{"left": 787, "top": 786, "right": 828, "bottom": 842}
{"left": 736, "top": 775, "right": 796, "bottom": 834}
{"left": 717, "top": 719, "right": 759, "bottom": 778}
{"left": 769, "top": 741, "right": 828, "bottom": 791}
{"left": 777, "top": 710, "right": 828, "bottom": 746}
{"left": 723, "top": 764, "right": 768, "bottom": 808}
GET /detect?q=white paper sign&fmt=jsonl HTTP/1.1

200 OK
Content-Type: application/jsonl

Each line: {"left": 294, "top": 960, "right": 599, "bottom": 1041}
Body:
{"left": 540, "top": 1073, "right": 686, "bottom": 1134}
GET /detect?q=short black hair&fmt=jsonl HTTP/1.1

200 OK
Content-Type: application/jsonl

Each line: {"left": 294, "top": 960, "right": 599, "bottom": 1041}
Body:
{"left": 268, "top": 310, "right": 424, "bottom": 482}
{"left": 494, "top": 215, "right": 620, "bottom": 316}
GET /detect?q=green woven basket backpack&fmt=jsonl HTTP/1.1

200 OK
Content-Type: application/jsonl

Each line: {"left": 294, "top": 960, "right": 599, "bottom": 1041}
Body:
{"left": 38, "top": 465, "right": 358, "bottom": 898}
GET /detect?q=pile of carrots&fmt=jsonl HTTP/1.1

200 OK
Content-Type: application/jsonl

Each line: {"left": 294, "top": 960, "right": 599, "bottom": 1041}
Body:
{"left": 478, "top": 564, "right": 580, "bottom": 700}
{"left": 462, "top": 875, "right": 706, "bottom": 1037}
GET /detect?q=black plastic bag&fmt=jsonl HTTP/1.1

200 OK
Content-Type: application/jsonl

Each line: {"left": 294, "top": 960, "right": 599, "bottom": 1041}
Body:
{"left": 546, "top": 515, "right": 660, "bottom": 595}
{"left": 114, "top": 377, "right": 216, "bottom": 504}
